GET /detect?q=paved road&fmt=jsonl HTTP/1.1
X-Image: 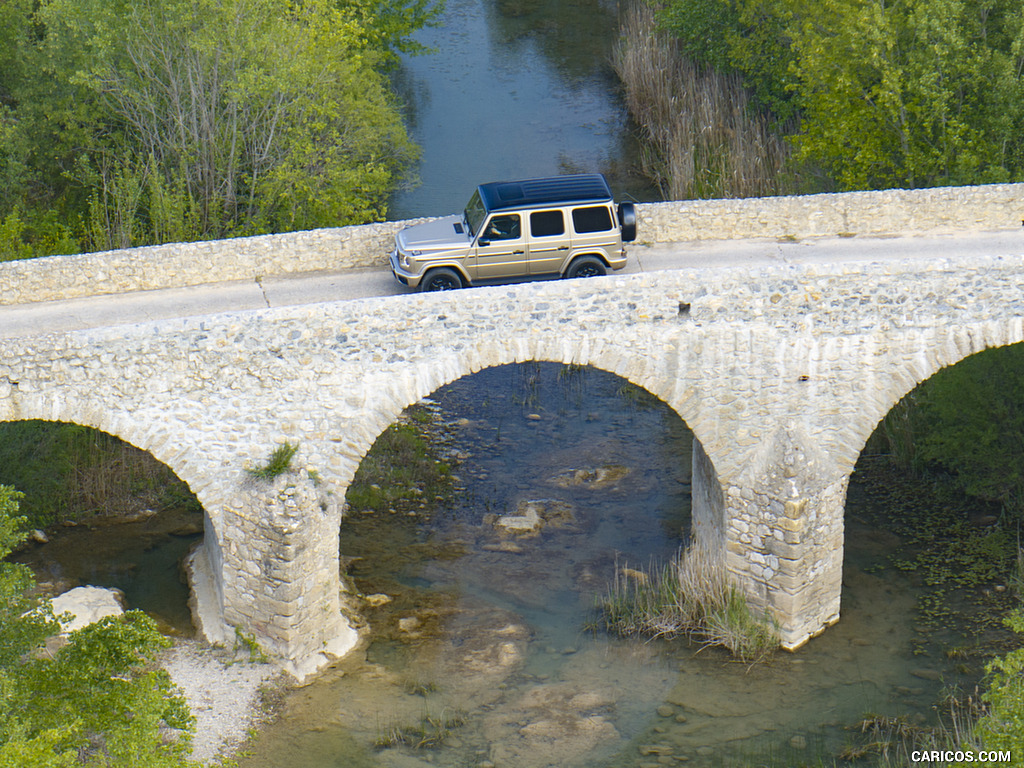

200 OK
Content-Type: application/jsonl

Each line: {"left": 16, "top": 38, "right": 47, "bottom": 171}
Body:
{"left": 2, "top": 230, "right": 1021, "bottom": 340}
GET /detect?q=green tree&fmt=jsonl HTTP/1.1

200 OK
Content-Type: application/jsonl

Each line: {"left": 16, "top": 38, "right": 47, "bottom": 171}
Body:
{"left": 786, "top": 0, "right": 1024, "bottom": 189}
{"left": 654, "top": 0, "right": 1024, "bottom": 190}
{"left": 656, "top": 0, "right": 801, "bottom": 121}
{"left": 0, "top": 485, "right": 195, "bottom": 767}
{"left": 975, "top": 611, "right": 1024, "bottom": 756}
{"left": 913, "top": 344, "right": 1024, "bottom": 518}
{"left": 36, "top": 0, "right": 419, "bottom": 247}
{"left": 0, "top": 0, "right": 434, "bottom": 258}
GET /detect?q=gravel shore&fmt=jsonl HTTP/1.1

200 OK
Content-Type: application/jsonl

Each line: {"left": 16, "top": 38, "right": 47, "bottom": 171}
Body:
{"left": 163, "top": 640, "right": 285, "bottom": 764}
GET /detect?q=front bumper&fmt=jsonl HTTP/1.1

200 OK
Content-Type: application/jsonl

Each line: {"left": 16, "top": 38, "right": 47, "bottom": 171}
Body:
{"left": 389, "top": 249, "right": 419, "bottom": 288}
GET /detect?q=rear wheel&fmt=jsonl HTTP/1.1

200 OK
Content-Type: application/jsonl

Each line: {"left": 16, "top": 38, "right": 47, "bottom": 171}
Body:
{"left": 565, "top": 256, "right": 606, "bottom": 279}
{"left": 420, "top": 268, "right": 463, "bottom": 292}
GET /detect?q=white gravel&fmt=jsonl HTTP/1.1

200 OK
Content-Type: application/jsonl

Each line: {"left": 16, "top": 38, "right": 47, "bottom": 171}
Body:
{"left": 162, "top": 640, "right": 283, "bottom": 764}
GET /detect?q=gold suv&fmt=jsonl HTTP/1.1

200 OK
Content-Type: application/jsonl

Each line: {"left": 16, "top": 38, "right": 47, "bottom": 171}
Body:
{"left": 390, "top": 174, "right": 637, "bottom": 291}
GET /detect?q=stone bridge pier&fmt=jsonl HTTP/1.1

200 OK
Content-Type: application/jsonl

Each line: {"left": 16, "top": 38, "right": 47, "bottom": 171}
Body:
{"left": 188, "top": 469, "right": 359, "bottom": 680}
{"left": 691, "top": 432, "right": 846, "bottom": 649}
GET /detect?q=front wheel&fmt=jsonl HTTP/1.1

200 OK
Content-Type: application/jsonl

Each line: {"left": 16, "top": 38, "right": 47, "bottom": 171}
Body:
{"left": 420, "top": 267, "right": 463, "bottom": 292}
{"left": 565, "top": 256, "right": 607, "bottom": 279}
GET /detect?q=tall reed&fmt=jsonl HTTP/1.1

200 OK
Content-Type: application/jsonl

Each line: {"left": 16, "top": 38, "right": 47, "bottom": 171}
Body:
{"left": 613, "top": 1, "right": 792, "bottom": 200}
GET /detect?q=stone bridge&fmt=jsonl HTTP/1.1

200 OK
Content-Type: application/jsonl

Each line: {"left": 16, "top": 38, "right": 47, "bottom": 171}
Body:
{"left": 1, "top": 184, "right": 1023, "bottom": 678}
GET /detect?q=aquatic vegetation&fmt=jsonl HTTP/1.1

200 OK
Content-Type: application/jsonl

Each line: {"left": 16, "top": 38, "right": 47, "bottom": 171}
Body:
{"left": 596, "top": 543, "right": 779, "bottom": 662}
{"left": 703, "top": 587, "right": 780, "bottom": 663}
{"left": 345, "top": 407, "right": 453, "bottom": 514}
{"left": 854, "top": 455, "right": 1018, "bottom": 653}
{"left": 373, "top": 707, "right": 467, "bottom": 750}
{"left": 403, "top": 679, "right": 439, "bottom": 697}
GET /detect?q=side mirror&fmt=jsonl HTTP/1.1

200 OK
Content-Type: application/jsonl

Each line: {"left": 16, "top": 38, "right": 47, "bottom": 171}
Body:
{"left": 477, "top": 238, "right": 491, "bottom": 247}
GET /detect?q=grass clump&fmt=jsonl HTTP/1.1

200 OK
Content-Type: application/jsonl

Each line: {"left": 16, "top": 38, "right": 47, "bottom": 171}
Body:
{"left": 597, "top": 543, "right": 779, "bottom": 662}
{"left": 374, "top": 707, "right": 467, "bottom": 750}
{"left": 247, "top": 442, "right": 299, "bottom": 480}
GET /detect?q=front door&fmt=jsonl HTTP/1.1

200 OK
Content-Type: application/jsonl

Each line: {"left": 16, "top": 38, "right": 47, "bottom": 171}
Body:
{"left": 474, "top": 213, "right": 527, "bottom": 280}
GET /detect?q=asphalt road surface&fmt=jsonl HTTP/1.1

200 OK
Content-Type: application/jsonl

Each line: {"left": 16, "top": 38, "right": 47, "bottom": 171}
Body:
{"left": 2, "top": 230, "right": 1021, "bottom": 340}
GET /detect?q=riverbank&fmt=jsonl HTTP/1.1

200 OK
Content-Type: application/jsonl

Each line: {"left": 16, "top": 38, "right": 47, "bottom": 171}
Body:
{"left": 162, "top": 640, "right": 285, "bottom": 765}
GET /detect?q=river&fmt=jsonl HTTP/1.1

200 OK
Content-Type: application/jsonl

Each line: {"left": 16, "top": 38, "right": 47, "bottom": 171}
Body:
{"left": 231, "top": 363, "right": 989, "bottom": 767}
{"left": 386, "top": 0, "right": 657, "bottom": 219}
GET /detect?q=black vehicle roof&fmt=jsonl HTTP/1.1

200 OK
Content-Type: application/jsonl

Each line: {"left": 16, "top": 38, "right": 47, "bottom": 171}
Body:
{"left": 477, "top": 174, "right": 612, "bottom": 213}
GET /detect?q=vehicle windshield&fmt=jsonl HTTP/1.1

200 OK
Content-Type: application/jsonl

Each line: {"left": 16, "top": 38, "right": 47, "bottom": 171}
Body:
{"left": 463, "top": 189, "right": 486, "bottom": 238}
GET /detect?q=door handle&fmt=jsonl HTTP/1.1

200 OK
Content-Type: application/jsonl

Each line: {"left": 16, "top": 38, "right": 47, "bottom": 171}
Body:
{"left": 513, "top": 250, "right": 525, "bottom": 255}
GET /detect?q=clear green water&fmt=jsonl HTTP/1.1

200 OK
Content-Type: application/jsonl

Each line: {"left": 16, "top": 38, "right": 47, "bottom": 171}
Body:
{"left": 11, "top": 506, "right": 202, "bottom": 636}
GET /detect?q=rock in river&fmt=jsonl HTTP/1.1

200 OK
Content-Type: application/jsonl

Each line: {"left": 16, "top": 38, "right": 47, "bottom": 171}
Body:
{"left": 548, "top": 464, "right": 630, "bottom": 489}
{"left": 493, "top": 499, "right": 576, "bottom": 536}
{"left": 51, "top": 585, "right": 125, "bottom": 633}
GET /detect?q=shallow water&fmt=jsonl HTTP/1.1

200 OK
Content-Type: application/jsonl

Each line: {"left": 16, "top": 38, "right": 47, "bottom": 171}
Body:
{"left": 237, "top": 364, "right": 981, "bottom": 768}
{"left": 12, "top": 506, "right": 202, "bottom": 635}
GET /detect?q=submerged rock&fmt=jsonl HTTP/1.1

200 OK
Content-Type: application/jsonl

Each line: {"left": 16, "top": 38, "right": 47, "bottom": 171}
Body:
{"left": 548, "top": 465, "right": 629, "bottom": 489}
{"left": 493, "top": 499, "right": 577, "bottom": 536}
{"left": 437, "top": 608, "right": 530, "bottom": 684}
{"left": 485, "top": 682, "right": 619, "bottom": 765}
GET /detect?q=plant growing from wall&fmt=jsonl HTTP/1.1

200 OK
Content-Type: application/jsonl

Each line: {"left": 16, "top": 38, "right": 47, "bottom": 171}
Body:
{"left": 246, "top": 442, "right": 300, "bottom": 481}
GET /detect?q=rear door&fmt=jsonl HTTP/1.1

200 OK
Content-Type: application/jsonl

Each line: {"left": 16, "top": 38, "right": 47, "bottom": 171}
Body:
{"left": 527, "top": 209, "right": 570, "bottom": 275}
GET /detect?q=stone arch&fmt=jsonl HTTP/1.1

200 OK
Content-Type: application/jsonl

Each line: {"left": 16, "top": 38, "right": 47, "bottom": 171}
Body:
{"left": 336, "top": 332, "right": 728, "bottom": 567}
{"left": 0, "top": 390, "right": 218, "bottom": 516}
{"left": 338, "top": 333, "right": 723, "bottom": 496}
{"left": 0, "top": 393, "right": 228, "bottom": 640}
{"left": 844, "top": 318, "right": 1024, "bottom": 473}
{"left": 0, "top": 404, "right": 215, "bottom": 633}
{"left": 750, "top": 321, "right": 1024, "bottom": 650}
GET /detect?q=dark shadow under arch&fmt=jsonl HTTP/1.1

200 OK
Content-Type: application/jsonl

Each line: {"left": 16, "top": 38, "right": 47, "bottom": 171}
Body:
{"left": 0, "top": 418, "right": 204, "bottom": 634}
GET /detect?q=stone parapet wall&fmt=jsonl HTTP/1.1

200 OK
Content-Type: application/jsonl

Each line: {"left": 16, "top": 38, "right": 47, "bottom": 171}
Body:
{"left": 637, "top": 183, "right": 1024, "bottom": 243}
{"left": 0, "top": 218, "right": 425, "bottom": 306}
{"left": 2, "top": 183, "right": 1022, "bottom": 306}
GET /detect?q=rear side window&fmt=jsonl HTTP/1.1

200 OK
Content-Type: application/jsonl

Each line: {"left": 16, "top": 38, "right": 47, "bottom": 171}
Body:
{"left": 530, "top": 210, "right": 565, "bottom": 237}
{"left": 572, "top": 206, "right": 613, "bottom": 233}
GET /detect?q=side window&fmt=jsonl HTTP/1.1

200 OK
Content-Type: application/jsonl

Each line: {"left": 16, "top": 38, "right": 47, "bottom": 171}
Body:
{"left": 529, "top": 210, "right": 565, "bottom": 238}
{"left": 482, "top": 214, "right": 521, "bottom": 241}
{"left": 571, "top": 206, "right": 613, "bottom": 234}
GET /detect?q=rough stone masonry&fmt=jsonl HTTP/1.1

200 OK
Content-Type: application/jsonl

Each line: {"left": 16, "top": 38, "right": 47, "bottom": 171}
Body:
{"left": 1, "top": 183, "right": 1023, "bottom": 679}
